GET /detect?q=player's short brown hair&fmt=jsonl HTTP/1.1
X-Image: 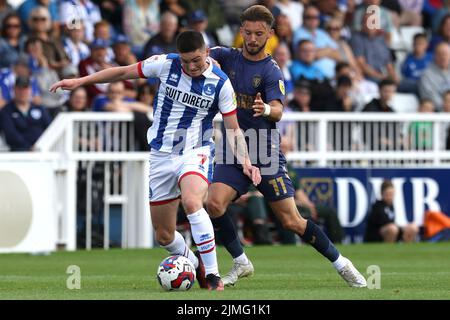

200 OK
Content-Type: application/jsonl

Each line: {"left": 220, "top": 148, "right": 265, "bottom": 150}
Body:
{"left": 240, "top": 5, "right": 274, "bottom": 28}
{"left": 381, "top": 180, "right": 394, "bottom": 194}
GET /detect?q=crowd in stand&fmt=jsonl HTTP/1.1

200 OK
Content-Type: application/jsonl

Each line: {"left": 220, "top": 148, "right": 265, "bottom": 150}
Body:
{"left": 2, "top": 0, "right": 450, "bottom": 245}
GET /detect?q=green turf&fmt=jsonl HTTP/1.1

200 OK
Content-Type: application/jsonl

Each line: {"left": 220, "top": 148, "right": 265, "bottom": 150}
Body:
{"left": 0, "top": 242, "right": 449, "bottom": 299}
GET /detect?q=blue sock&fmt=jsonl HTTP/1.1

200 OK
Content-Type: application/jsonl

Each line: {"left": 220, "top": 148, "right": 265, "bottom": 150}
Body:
{"left": 211, "top": 214, "right": 243, "bottom": 259}
{"left": 300, "top": 219, "right": 340, "bottom": 262}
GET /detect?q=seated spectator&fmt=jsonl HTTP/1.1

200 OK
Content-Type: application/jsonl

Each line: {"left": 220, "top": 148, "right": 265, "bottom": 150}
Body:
{"left": 352, "top": 0, "right": 394, "bottom": 45}
{"left": 290, "top": 40, "right": 335, "bottom": 111}
{"left": 18, "top": 0, "right": 59, "bottom": 35}
{"left": 93, "top": 81, "right": 149, "bottom": 113}
{"left": 408, "top": 99, "right": 434, "bottom": 150}
{"left": 288, "top": 80, "right": 312, "bottom": 112}
{"left": 419, "top": 42, "right": 450, "bottom": 111}
{"left": 93, "top": 20, "right": 115, "bottom": 62}
{"left": 325, "top": 17, "right": 361, "bottom": 78}
{"left": 273, "top": 43, "right": 294, "bottom": 102}
{"left": 364, "top": 180, "right": 419, "bottom": 243}
{"left": 62, "top": 22, "right": 90, "bottom": 68}
{"left": 59, "top": 0, "right": 101, "bottom": 42}
{"left": 328, "top": 75, "right": 355, "bottom": 112}
{"left": 187, "top": 10, "right": 217, "bottom": 48}
{"left": 274, "top": 13, "right": 294, "bottom": 51}
{"left": 112, "top": 34, "right": 138, "bottom": 99}
{"left": 61, "top": 86, "right": 89, "bottom": 113}
{"left": 362, "top": 78, "right": 396, "bottom": 112}
{"left": 292, "top": 5, "right": 340, "bottom": 79}
{"left": 335, "top": 61, "right": 379, "bottom": 111}
{"left": 351, "top": 11, "right": 399, "bottom": 84}
{"left": 79, "top": 38, "right": 115, "bottom": 103}
{"left": 24, "top": 37, "right": 66, "bottom": 118}
{"left": 27, "top": 6, "right": 69, "bottom": 74}
{"left": 362, "top": 79, "right": 398, "bottom": 151}
{"left": 123, "top": 0, "right": 160, "bottom": 57}
{"left": 399, "top": 33, "right": 433, "bottom": 95}
{"left": 143, "top": 11, "right": 178, "bottom": 57}
{"left": 0, "top": 76, "right": 51, "bottom": 151}
{"left": 0, "top": 13, "right": 26, "bottom": 69}
{"left": 0, "top": 55, "right": 41, "bottom": 106}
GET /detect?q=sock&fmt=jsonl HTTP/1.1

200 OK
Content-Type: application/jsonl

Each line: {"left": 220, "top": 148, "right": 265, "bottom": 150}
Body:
{"left": 161, "top": 231, "right": 198, "bottom": 268}
{"left": 233, "top": 253, "right": 249, "bottom": 265}
{"left": 187, "top": 208, "right": 219, "bottom": 275}
{"left": 299, "top": 220, "right": 340, "bottom": 263}
{"left": 332, "top": 254, "right": 348, "bottom": 271}
{"left": 211, "top": 214, "right": 244, "bottom": 259}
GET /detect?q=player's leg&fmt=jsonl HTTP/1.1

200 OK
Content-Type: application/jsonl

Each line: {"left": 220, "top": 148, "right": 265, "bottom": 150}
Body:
{"left": 207, "top": 163, "right": 256, "bottom": 286}
{"left": 149, "top": 153, "right": 199, "bottom": 270}
{"left": 178, "top": 148, "right": 223, "bottom": 290}
{"left": 268, "top": 196, "right": 367, "bottom": 287}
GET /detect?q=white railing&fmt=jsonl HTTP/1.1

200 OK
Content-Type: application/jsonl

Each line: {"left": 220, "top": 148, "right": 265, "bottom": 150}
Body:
{"left": 4, "top": 111, "right": 450, "bottom": 250}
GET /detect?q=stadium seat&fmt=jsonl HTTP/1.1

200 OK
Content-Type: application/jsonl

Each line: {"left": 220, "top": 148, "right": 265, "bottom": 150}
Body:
{"left": 391, "top": 93, "right": 419, "bottom": 112}
{"left": 399, "top": 26, "right": 426, "bottom": 52}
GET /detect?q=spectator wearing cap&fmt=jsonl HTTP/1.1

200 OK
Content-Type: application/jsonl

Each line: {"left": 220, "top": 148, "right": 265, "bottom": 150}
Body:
{"left": 123, "top": 0, "right": 160, "bottom": 54}
{"left": 143, "top": 11, "right": 178, "bottom": 57}
{"left": 0, "top": 55, "right": 41, "bottom": 106}
{"left": 0, "top": 75, "right": 51, "bottom": 151}
{"left": 63, "top": 22, "right": 90, "bottom": 68}
{"left": 0, "top": 13, "right": 27, "bottom": 69}
{"left": 112, "top": 34, "right": 138, "bottom": 99}
{"left": 59, "top": 0, "right": 101, "bottom": 42}
{"left": 93, "top": 20, "right": 115, "bottom": 63}
{"left": 187, "top": 10, "right": 217, "bottom": 48}
{"left": 28, "top": 6, "right": 69, "bottom": 74}
{"left": 17, "top": 0, "right": 59, "bottom": 35}
{"left": 79, "top": 38, "right": 114, "bottom": 102}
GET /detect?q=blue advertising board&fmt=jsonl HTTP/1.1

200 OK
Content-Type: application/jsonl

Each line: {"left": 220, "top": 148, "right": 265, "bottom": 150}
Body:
{"left": 294, "top": 168, "right": 450, "bottom": 243}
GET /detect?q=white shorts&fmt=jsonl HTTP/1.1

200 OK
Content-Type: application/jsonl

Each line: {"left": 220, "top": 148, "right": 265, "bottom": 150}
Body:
{"left": 149, "top": 145, "right": 213, "bottom": 205}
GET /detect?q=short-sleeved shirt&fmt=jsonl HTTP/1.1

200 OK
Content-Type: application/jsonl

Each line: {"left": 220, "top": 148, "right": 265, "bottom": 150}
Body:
{"left": 209, "top": 47, "right": 286, "bottom": 167}
{"left": 92, "top": 95, "right": 136, "bottom": 112}
{"left": 137, "top": 53, "right": 236, "bottom": 154}
{"left": 350, "top": 31, "right": 392, "bottom": 74}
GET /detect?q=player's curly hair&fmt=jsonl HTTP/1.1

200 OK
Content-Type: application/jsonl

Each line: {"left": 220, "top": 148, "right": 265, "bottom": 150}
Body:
{"left": 240, "top": 5, "right": 274, "bottom": 28}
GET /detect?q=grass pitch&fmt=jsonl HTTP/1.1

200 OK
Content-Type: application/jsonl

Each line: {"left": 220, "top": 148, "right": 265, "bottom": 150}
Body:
{"left": 0, "top": 242, "right": 449, "bottom": 300}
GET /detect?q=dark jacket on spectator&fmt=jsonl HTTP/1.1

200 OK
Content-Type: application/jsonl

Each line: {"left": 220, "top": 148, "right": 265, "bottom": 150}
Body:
{"left": 0, "top": 100, "right": 51, "bottom": 151}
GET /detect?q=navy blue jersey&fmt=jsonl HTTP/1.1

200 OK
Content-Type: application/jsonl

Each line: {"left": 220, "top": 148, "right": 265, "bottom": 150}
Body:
{"left": 210, "top": 47, "right": 286, "bottom": 169}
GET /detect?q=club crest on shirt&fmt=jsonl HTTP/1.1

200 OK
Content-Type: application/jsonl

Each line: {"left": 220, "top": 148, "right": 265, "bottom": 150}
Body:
{"left": 229, "top": 70, "right": 236, "bottom": 79}
{"left": 252, "top": 74, "right": 262, "bottom": 88}
{"left": 203, "top": 83, "right": 216, "bottom": 96}
{"left": 279, "top": 80, "right": 286, "bottom": 96}
{"left": 30, "top": 109, "right": 42, "bottom": 120}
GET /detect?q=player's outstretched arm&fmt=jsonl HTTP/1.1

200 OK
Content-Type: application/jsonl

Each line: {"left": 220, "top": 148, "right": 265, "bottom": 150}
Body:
{"left": 49, "top": 63, "right": 142, "bottom": 93}
{"left": 252, "top": 92, "right": 283, "bottom": 122}
{"left": 223, "top": 114, "right": 262, "bottom": 186}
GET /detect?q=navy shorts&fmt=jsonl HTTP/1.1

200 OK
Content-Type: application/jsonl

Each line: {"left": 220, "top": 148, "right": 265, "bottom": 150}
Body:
{"left": 212, "top": 163, "right": 295, "bottom": 202}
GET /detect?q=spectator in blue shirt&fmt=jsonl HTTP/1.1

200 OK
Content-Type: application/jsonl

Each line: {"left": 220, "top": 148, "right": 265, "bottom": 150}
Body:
{"left": 399, "top": 33, "right": 433, "bottom": 94}
{"left": 1, "top": 76, "right": 51, "bottom": 151}
{"left": 93, "top": 81, "right": 149, "bottom": 113}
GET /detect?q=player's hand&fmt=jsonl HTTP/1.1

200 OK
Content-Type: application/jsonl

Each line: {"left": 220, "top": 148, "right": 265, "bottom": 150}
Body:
{"left": 209, "top": 57, "right": 221, "bottom": 69}
{"left": 49, "top": 78, "right": 82, "bottom": 93}
{"left": 243, "top": 163, "right": 261, "bottom": 186}
{"left": 252, "top": 92, "right": 266, "bottom": 117}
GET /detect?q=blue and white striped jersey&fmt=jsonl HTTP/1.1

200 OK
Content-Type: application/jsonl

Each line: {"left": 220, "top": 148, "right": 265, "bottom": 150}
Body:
{"left": 137, "top": 53, "right": 237, "bottom": 154}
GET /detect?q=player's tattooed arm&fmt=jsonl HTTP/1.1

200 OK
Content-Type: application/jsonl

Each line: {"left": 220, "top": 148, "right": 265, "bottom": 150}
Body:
{"left": 223, "top": 115, "right": 262, "bottom": 186}
{"left": 252, "top": 93, "right": 283, "bottom": 122}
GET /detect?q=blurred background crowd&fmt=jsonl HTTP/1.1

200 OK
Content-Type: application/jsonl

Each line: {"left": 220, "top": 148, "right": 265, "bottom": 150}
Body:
{"left": 2, "top": 0, "right": 450, "bottom": 246}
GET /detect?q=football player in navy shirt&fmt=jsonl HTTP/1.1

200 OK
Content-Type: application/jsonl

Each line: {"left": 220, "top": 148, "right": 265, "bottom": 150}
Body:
{"left": 207, "top": 5, "right": 367, "bottom": 288}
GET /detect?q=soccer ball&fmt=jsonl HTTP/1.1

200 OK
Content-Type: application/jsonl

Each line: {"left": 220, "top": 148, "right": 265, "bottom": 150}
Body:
{"left": 157, "top": 255, "right": 196, "bottom": 291}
